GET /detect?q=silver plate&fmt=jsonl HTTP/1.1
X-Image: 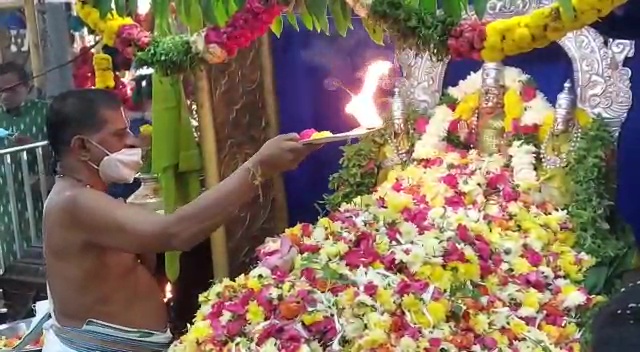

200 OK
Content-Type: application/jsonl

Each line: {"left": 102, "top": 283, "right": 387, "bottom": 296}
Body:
{"left": 0, "top": 318, "right": 42, "bottom": 351}
{"left": 300, "top": 127, "right": 380, "bottom": 145}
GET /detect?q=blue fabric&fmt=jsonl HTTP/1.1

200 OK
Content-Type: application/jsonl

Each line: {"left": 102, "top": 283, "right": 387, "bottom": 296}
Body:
{"left": 591, "top": 0, "right": 640, "bottom": 40}
{"left": 106, "top": 118, "right": 150, "bottom": 200}
{"left": 272, "top": 18, "right": 394, "bottom": 225}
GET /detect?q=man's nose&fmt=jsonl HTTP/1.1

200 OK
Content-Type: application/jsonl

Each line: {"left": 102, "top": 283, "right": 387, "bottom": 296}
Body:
{"left": 126, "top": 131, "right": 141, "bottom": 148}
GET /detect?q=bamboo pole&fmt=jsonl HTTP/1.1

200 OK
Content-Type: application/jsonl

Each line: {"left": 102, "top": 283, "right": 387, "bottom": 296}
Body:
{"left": 258, "top": 36, "right": 289, "bottom": 231}
{"left": 23, "top": 0, "right": 44, "bottom": 89}
{"left": 193, "top": 65, "right": 229, "bottom": 279}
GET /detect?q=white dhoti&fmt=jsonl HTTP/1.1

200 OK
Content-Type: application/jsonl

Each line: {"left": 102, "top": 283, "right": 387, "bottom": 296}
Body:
{"left": 37, "top": 288, "right": 172, "bottom": 352}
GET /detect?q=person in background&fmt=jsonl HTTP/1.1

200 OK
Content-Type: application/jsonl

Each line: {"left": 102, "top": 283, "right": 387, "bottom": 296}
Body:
{"left": 591, "top": 281, "right": 640, "bottom": 351}
{"left": 0, "top": 62, "right": 50, "bottom": 265}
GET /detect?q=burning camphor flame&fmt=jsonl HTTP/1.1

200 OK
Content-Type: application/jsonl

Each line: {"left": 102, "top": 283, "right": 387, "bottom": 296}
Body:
{"left": 345, "top": 60, "right": 393, "bottom": 129}
{"left": 163, "top": 283, "right": 173, "bottom": 303}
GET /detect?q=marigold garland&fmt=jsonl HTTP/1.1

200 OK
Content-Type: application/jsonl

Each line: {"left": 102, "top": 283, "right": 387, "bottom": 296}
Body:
{"left": 92, "top": 53, "right": 115, "bottom": 89}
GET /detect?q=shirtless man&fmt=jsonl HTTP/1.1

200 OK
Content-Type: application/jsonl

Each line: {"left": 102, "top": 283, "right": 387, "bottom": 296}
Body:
{"left": 42, "top": 89, "right": 314, "bottom": 351}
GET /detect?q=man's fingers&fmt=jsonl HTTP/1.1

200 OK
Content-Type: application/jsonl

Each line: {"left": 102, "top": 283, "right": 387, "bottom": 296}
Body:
{"left": 279, "top": 133, "right": 301, "bottom": 141}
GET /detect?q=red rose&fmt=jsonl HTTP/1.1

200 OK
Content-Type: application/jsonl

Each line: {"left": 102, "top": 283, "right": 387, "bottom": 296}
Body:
{"left": 521, "top": 85, "right": 537, "bottom": 102}
{"left": 518, "top": 124, "right": 539, "bottom": 135}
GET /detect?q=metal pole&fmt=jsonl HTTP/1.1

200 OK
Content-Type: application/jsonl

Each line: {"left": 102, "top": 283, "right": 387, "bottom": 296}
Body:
{"left": 193, "top": 65, "right": 229, "bottom": 280}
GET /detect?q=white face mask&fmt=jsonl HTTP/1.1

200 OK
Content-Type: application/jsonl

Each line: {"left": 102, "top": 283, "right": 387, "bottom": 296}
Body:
{"left": 87, "top": 140, "right": 143, "bottom": 184}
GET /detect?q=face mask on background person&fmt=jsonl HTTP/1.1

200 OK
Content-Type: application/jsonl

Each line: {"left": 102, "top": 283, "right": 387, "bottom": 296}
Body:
{"left": 86, "top": 139, "right": 143, "bottom": 184}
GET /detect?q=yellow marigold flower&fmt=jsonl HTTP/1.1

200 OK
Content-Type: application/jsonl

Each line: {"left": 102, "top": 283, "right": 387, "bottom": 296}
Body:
{"left": 301, "top": 312, "right": 324, "bottom": 325}
{"left": 514, "top": 27, "right": 533, "bottom": 47}
{"left": 246, "top": 277, "right": 262, "bottom": 291}
{"left": 375, "top": 288, "right": 395, "bottom": 312}
{"left": 509, "top": 318, "right": 529, "bottom": 337}
{"left": 522, "top": 289, "right": 541, "bottom": 310}
{"left": 541, "top": 323, "right": 561, "bottom": 342}
{"left": 139, "top": 124, "right": 153, "bottom": 137}
{"left": 454, "top": 92, "right": 480, "bottom": 121}
{"left": 485, "top": 20, "right": 508, "bottom": 38}
{"left": 384, "top": 191, "right": 414, "bottom": 213}
{"left": 469, "top": 313, "right": 490, "bottom": 334}
{"left": 358, "top": 329, "right": 388, "bottom": 349}
{"left": 401, "top": 294, "right": 421, "bottom": 312}
{"left": 183, "top": 320, "right": 213, "bottom": 344}
{"left": 504, "top": 89, "right": 524, "bottom": 130}
{"left": 512, "top": 257, "right": 535, "bottom": 275}
{"left": 426, "top": 300, "right": 448, "bottom": 325}
{"left": 575, "top": 108, "right": 593, "bottom": 128}
{"left": 481, "top": 48, "right": 505, "bottom": 63}
{"left": 246, "top": 301, "right": 265, "bottom": 324}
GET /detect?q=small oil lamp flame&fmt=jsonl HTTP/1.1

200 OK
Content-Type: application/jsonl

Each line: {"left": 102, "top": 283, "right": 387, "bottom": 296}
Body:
{"left": 163, "top": 283, "right": 173, "bottom": 303}
{"left": 345, "top": 60, "right": 393, "bottom": 129}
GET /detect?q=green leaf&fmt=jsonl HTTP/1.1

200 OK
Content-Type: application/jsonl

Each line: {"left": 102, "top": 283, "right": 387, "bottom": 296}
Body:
{"left": 214, "top": 0, "right": 230, "bottom": 26}
{"left": 95, "top": 0, "right": 112, "bottom": 18}
{"left": 114, "top": 0, "right": 127, "bottom": 16}
{"left": 329, "top": 0, "right": 351, "bottom": 37}
{"left": 152, "top": 0, "right": 171, "bottom": 36}
{"left": 557, "top": 0, "right": 575, "bottom": 20}
{"left": 271, "top": 15, "right": 284, "bottom": 37}
{"left": 201, "top": 0, "right": 218, "bottom": 25}
{"left": 419, "top": 0, "right": 436, "bottom": 13}
{"left": 584, "top": 265, "right": 608, "bottom": 295}
{"left": 127, "top": 0, "right": 138, "bottom": 16}
{"left": 442, "top": 0, "right": 463, "bottom": 20}
{"left": 286, "top": 10, "right": 300, "bottom": 31}
{"left": 361, "top": 17, "right": 384, "bottom": 45}
{"left": 179, "top": 0, "right": 205, "bottom": 33}
{"left": 473, "top": 0, "right": 488, "bottom": 19}
{"left": 298, "top": 0, "right": 314, "bottom": 30}
{"left": 306, "top": 0, "right": 329, "bottom": 34}
{"left": 225, "top": 0, "right": 239, "bottom": 17}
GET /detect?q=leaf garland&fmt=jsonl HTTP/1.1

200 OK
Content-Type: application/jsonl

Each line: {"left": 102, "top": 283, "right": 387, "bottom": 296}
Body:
{"left": 135, "top": 35, "right": 199, "bottom": 76}
{"left": 367, "top": 0, "right": 458, "bottom": 60}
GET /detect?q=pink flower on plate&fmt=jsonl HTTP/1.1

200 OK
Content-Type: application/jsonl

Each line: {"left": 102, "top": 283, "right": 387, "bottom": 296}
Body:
{"left": 224, "top": 301, "right": 247, "bottom": 315}
{"left": 487, "top": 172, "right": 509, "bottom": 189}
{"left": 444, "top": 194, "right": 465, "bottom": 209}
{"left": 444, "top": 242, "right": 466, "bottom": 263}
{"left": 501, "top": 186, "right": 520, "bottom": 202}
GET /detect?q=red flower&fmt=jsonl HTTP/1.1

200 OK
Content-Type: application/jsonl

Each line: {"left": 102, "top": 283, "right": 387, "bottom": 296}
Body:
{"left": 521, "top": 85, "right": 537, "bottom": 102}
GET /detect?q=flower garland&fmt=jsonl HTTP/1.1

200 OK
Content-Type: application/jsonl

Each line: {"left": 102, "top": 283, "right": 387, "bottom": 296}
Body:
{"left": 191, "top": 0, "right": 287, "bottom": 65}
{"left": 93, "top": 53, "right": 115, "bottom": 89}
{"left": 135, "top": 0, "right": 289, "bottom": 76}
{"left": 74, "top": 1, "right": 151, "bottom": 58}
{"left": 479, "top": 0, "right": 626, "bottom": 62}
{"left": 342, "top": 0, "right": 626, "bottom": 62}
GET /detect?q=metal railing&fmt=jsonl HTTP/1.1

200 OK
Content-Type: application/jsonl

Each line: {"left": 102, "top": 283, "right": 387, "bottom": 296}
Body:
{"left": 0, "top": 141, "right": 50, "bottom": 275}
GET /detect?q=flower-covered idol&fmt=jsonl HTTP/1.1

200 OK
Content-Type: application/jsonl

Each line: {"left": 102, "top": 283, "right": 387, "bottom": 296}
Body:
{"left": 169, "top": 64, "right": 611, "bottom": 352}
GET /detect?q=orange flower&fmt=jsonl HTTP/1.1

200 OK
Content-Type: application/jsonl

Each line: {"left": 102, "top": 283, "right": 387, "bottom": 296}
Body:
{"left": 278, "top": 300, "right": 303, "bottom": 320}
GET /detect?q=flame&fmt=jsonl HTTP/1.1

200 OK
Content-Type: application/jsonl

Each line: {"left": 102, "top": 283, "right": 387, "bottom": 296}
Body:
{"left": 345, "top": 60, "right": 393, "bottom": 129}
{"left": 163, "top": 283, "right": 173, "bottom": 303}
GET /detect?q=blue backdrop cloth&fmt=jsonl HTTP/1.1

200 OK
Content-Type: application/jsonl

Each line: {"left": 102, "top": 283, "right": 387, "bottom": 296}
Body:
{"left": 271, "top": 19, "right": 394, "bottom": 225}
{"left": 273, "top": 19, "right": 640, "bottom": 246}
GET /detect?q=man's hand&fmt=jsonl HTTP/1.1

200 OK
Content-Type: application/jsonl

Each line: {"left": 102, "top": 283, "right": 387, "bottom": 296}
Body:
{"left": 250, "top": 133, "right": 319, "bottom": 178}
{"left": 10, "top": 134, "right": 33, "bottom": 146}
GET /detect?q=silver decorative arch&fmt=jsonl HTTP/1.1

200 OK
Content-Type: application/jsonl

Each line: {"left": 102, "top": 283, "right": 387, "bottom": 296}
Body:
{"left": 397, "top": 0, "right": 634, "bottom": 137}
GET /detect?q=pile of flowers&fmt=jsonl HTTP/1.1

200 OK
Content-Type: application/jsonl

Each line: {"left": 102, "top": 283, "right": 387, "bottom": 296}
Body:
{"left": 170, "top": 145, "right": 598, "bottom": 351}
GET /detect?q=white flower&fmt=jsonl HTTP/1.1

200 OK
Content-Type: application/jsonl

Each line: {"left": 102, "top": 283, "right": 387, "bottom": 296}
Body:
{"left": 509, "top": 141, "right": 538, "bottom": 187}
{"left": 562, "top": 290, "right": 588, "bottom": 308}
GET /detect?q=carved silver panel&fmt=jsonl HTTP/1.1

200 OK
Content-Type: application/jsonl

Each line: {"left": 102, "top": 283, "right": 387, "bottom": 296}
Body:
{"left": 398, "top": 0, "right": 634, "bottom": 138}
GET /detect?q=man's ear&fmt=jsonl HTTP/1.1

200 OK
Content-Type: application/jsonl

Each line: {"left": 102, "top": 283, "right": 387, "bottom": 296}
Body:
{"left": 69, "top": 136, "right": 91, "bottom": 161}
